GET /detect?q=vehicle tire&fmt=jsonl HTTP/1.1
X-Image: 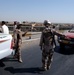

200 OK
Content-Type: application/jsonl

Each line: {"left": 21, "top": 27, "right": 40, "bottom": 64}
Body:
{"left": 60, "top": 43, "right": 65, "bottom": 50}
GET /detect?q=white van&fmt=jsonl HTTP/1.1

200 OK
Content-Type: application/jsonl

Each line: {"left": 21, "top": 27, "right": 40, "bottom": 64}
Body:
{"left": 0, "top": 33, "right": 14, "bottom": 59}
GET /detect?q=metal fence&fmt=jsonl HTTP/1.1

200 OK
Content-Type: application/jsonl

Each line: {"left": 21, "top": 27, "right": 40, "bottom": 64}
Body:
{"left": 8, "top": 24, "right": 74, "bottom": 32}
{"left": 8, "top": 25, "right": 45, "bottom": 32}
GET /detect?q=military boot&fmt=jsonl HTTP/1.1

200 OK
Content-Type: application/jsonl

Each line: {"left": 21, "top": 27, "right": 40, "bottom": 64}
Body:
{"left": 13, "top": 54, "right": 18, "bottom": 59}
{"left": 18, "top": 55, "right": 23, "bottom": 63}
{"left": 41, "top": 64, "right": 47, "bottom": 71}
{"left": 47, "top": 63, "right": 51, "bottom": 70}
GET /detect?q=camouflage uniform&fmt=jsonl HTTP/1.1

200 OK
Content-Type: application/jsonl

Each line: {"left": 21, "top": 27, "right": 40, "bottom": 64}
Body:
{"left": 40, "top": 27, "right": 54, "bottom": 70}
{"left": 39, "top": 20, "right": 63, "bottom": 70}
{"left": 13, "top": 29, "right": 22, "bottom": 63}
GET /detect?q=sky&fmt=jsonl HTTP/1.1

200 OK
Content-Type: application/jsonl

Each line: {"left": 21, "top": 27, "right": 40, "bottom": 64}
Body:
{"left": 0, "top": 0, "right": 74, "bottom": 23}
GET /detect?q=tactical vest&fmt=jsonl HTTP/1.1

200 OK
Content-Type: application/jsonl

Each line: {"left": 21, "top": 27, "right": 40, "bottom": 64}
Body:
{"left": 43, "top": 28, "right": 53, "bottom": 46}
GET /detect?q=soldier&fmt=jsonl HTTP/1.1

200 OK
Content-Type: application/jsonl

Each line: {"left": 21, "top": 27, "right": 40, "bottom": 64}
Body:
{"left": 39, "top": 20, "right": 64, "bottom": 71}
{"left": 13, "top": 24, "right": 22, "bottom": 63}
{"left": 13, "top": 24, "right": 27, "bottom": 63}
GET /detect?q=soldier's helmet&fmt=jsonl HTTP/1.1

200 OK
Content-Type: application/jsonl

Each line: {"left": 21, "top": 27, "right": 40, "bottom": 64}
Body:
{"left": 43, "top": 20, "right": 51, "bottom": 26}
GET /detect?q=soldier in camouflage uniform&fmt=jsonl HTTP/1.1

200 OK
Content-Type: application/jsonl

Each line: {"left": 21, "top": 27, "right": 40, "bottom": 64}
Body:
{"left": 13, "top": 24, "right": 23, "bottom": 63}
{"left": 39, "top": 20, "right": 63, "bottom": 71}
{"left": 13, "top": 24, "right": 27, "bottom": 63}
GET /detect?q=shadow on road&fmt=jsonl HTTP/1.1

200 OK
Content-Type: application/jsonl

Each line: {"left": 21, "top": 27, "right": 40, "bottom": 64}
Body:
{"left": 5, "top": 67, "right": 43, "bottom": 74}
{"left": 55, "top": 46, "right": 74, "bottom": 55}
{"left": 2, "top": 57, "right": 18, "bottom": 62}
{"left": 0, "top": 60, "right": 5, "bottom": 67}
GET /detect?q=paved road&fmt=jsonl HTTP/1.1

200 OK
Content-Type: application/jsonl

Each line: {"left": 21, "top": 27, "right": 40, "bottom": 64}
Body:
{"left": 1, "top": 39, "right": 74, "bottom": 75}
{"left": 22, "top": 33, "right": 41, "bottom": 42}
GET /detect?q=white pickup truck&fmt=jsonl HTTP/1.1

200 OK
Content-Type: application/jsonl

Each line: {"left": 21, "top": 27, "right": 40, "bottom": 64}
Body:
{"left": 0, "top": 33, "right": 14, "bottom": 59}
